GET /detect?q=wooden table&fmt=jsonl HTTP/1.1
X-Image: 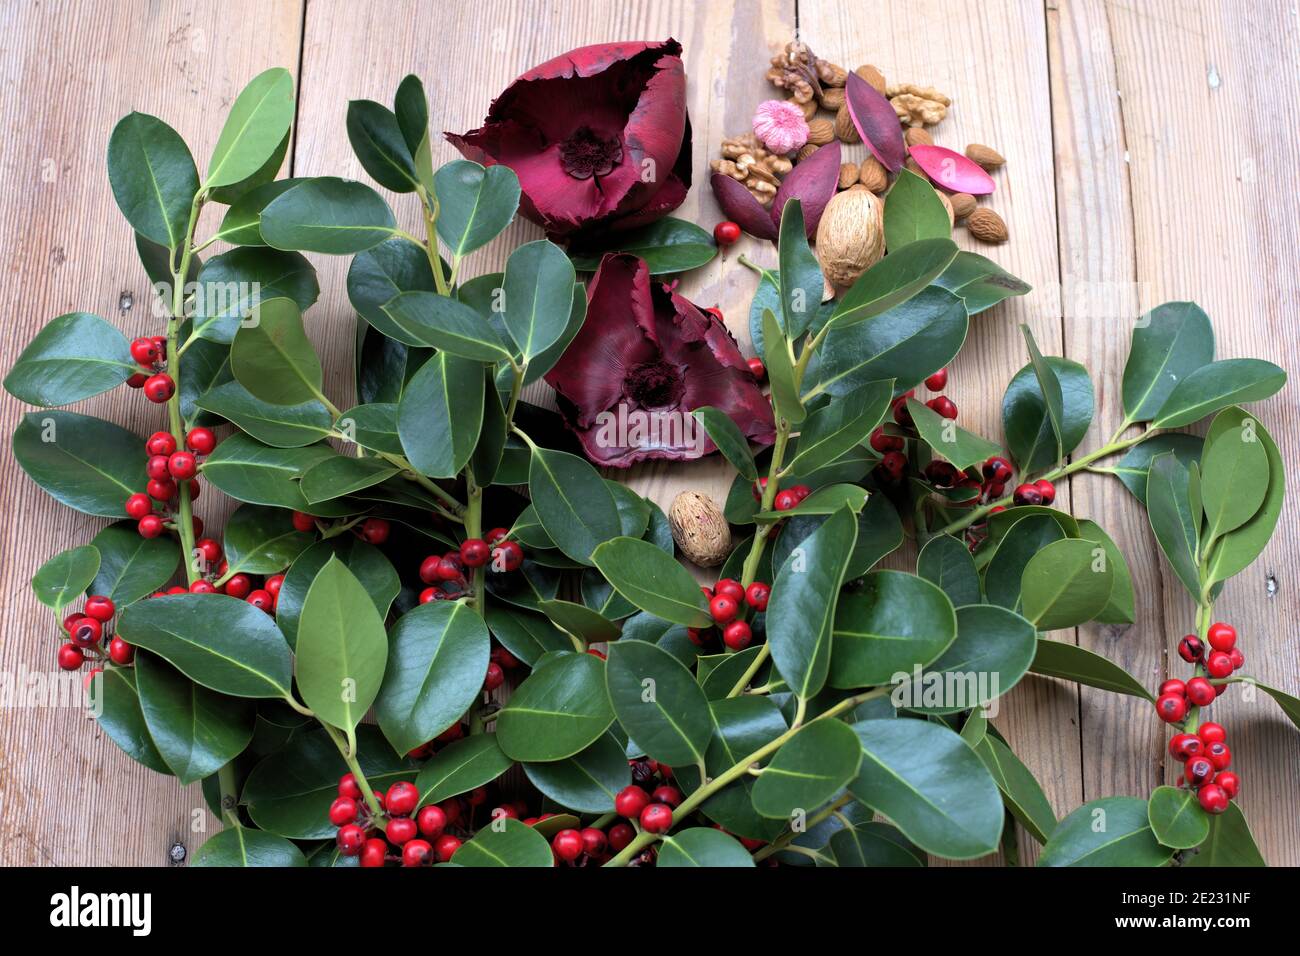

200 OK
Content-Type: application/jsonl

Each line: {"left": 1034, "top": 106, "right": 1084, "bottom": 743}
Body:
{"left": 1, "top": 0, "right": 1295, "bottom": 866}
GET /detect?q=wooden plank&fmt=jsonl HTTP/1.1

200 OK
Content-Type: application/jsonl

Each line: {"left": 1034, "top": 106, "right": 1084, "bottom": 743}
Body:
{"left": 1050, "top": 0, "right": 1300, "bottom": 865}
{"left": 798, "top": 0, "right": 1074, "bottom": 864}
{"left": 294, "top": 0, "right": 796, "bottom": 525}
{"left": 0, "top": 0, "right": 305, "bottom": 865}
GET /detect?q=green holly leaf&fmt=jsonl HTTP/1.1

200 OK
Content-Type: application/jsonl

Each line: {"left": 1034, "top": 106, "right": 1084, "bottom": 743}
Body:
{"left": 1038, "top": 797, "right": 1172, "bottom": 867}
{"left": 4, "top": 313, "right": 136, "bottom": 407}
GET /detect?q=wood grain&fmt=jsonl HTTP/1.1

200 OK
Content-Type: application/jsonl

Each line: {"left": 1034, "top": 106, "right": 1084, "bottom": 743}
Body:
{"left": 0, "top": 0, "right": 305, "bottom": 865}
{"left": 0, "top": 0, "right": 1295, "bottom": 867}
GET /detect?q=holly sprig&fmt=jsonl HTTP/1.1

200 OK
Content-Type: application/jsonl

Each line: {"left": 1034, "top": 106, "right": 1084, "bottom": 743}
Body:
{"left": 7, "top": 66, "right": 1293, "bottom": 869}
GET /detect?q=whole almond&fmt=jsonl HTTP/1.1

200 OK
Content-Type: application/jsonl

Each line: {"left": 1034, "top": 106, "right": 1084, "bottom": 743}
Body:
{"left": 820, "top": 87, "right": 846, "bottom": 111}
{"left": 838, "top": 161, "right": 860, "bottom": 189}
{"left": 949, "top": 192, "right": 977, "bottom": 219}
{"left": 859, "top": 157, "right": 889, "bottom": 193}
{"left": 815, "top": 187, "right": 885, "bottom": 288}
{"left": 791, "top": 97, "right": 817, "bottom": 120}
{"left": 833, "top": 104, "right": 860, "bottom": 144}
{"left": 669, "top": 491, "right": 731, "bottom": 567}
{"left": 904, "top": 127, "right": 933, "bottom": 147}
{"left": 965, "top": 143, "right": 1005, "bottom": 170}
{"left": 966, "top": 207, "right": 1008, "bottom": 243}
{"left": 855, "top": 64, "right": 887, "bottom": 94}
{"left": 806, "top": 117, "right": 835, "bottom": 146}
{"left": 796, "top": 143, "right": 820, "bottom": 162}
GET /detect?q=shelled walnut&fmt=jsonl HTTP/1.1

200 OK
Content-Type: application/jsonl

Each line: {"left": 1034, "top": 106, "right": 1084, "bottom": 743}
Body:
{"left": 765, "top": 40, "right": 822, "bottom": 104}
{"left": 710, "top": 132, "right": 792, "bottom": 207}
{"left": 887, "top": 83, "right": 950, "bottom": 126}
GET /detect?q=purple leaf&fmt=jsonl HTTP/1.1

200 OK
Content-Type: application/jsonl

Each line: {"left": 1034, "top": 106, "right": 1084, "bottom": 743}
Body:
{"left": 710, "top": 173, "right": 778, "bottom": 240}
{"left": 844, "top": 72, "right": 905, "bottom": 173}
{"left": 769, "top": 140, "right": 840, "bottom": 237}
{"left": 908, "top": 144, "right": 996, "bottom": 195}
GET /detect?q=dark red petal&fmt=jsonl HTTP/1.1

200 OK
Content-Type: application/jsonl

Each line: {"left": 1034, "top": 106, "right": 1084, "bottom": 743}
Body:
{"left": 844, "top": 72, "right": 905, "bottom": 172}
{"left": 770, "top": 140, "right": 841, "bottom": 237}
{"left": 710, "top": 173, "right": 778, "bottom": 240}
{"left": 907, "top": 144, "right": 996, "bottom": 195}
{"left": 545, "top": 254, "right": 659, "bottom": 427}
{"left": 519, "top": 40, "right": 683, "bottom": 83}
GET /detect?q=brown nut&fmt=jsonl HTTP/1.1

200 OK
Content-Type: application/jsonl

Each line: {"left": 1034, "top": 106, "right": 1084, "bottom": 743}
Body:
{"left": 965, "top": 143, "right": 1005, "bottom": 170}
{"left": 815, "top": 187, "right": 885, "bottom": 289}
{"left": 834, "top": 104, "right": 861, "bottom": 144}
{"left": 820, "top": 87, "right": 846, "bottom": 111}
{"left": 838, "top": 162, "right": 860, "bottom": 189}
{"left": 806, "top": 117, "right": 835, "bottom": 146}
{"left": 855, "top": 64, "right": 887, "bottom": 94}
{"left": 796, "top": 143, "right": 820, "bottom": 162}
{"left": 949, "top": 192, "right": 977, "bottom": 220}
{"left": 904, "top": 127, "right": 934, "bottom": 147}
{"left": 669, "top": 491, "right": 731, "bottom": 567}
{"left": 859, "top": 157, "right": 889, "bottom": 193}
{"left": 966, "top": 207, "right": 1008, "bottom": 243}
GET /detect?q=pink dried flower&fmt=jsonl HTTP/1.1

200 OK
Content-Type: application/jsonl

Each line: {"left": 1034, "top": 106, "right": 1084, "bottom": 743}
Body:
{"left": 752, "top": 99, "right": 808, "bottom": 154}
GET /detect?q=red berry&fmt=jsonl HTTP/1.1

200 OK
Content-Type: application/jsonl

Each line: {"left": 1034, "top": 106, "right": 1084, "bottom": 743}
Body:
{"left": 1207, "top": 622, "right": 1236, "bottom": 652}
{"left": 328, "top": 797, "right": 358, "bottom": 826}
{"left": 386, "top": 780, "right": 419, "bottom": 816}
{"left": 1012, "top": 483, "right": 1042, "bottom": 506}
{"left": 580, "top": 827, "right": 607, "bottom": 856}
{"left": 714, "top": 578, "right": 744, "bottom": 601}
{"left": 336, "top": 824, "right": 366, "bottom": 856}
{"left": 1206, "top": 651, "right": 1234, "bottom": 679}
{"left": 1155, "top": 693, "right": 1188, "bottom": 723}
{"left": 752, "top": 477, "right": 769, "bottom": 501}
{"left": 1178, "top": 635, "right": 1203, "bottom": 663}
{"left": 491, "top": 804, "right": 519, "bottom": 822}
{"left": 651, "top": 785, "right": 682, "bottom": 808}
{"left": 614, "top": 785, "right": 651, "bottom": 819}
{"left": 358, "top": 517, "right": 389, "bottom": 545}
{"left": 71, "top": 616, "right": 102, "bottom": 648}
{"left": 703, "top": 307, "right": 724, "bottom": 322}
{"left": 870, "top": 427, "right": 903, "bottom": 453}
{"left": 166, "top": 586, "right": 188, "bottom": 595}
{"left": 151, "top": 335, "right": 168, "bottom": 353}
{"left": 722, "top": 620, "right": 752, "bottom": 650}
{"left": 57, "top": 643, "right": 84, "bottom": 671}
{"left": 62, "top": 612, "right": 84, "bottom": 634}
{"left": 385, "top": 816, "right": 417, "bottom": 845}
{"left": 146, "top": 455, "right": 171, "bottom": 480}
{"left": 608, "top": 823, "right": 635, "bottom": 852}
{"left": 747, "top": 357, "right": 766, "bottom": 381}
{"left": 125, "top": 493, "right": 153, "bottom": 519}
{"left": 924, "top": 461, "right": 959, "bottom": 487}
{"left": 639, "top": 803, "right": 673, "bottom": 834}
{"left": 926, "top": 396, "right": 958, "bottom": 419}
{"left": 433, "top": 834, "right": 462, "bottom": 863}
{"left": 1186, "top": 755, "right": 1215, "bottom": 786}
{"left": 1214, "top": 771, "right": 1240, "bottom": 799}
{"left": 264, "top": 574, "right": 284, "bottom": 598}
{"left": 1168, "top": 733, "right": 1201, "bottom": 761}
{"left": 399, "top": 839, "right": 431, "bottom": 867}
{"left": 491, "top": 540, "right": 524, "bottom": 572}
{"left": 167, "top": 451, "right": 197, "bottom": 480}
{"left": 418, "top": 587, "right": 440, "bottom": 604}
{"left": 1197, "top": 722, "right": 1226, "bottom": 745}
{"left": 713, "top": 221, "right": 742, "bottom": 245}
{"left": 1205, "top": 741, "right": 1231, "bottom": 771}
{"left": 460, "top": 538, "right": 490, "bottom": 568}
{"left": 892, "top": 396, "right": 913, "bottom": 426}
{"left": 552, "top": 829, "right": 585, "bottom": 862}
{"left": 924, "top": 368, "right": 948, "bottom": 391}
{"left": 438, "top": 798, "right": 462, "bottom": 826}
{"left": 483, "top": 661, "right": 505, "bottom": 692}
{"left": 417, "top": 804, "right": 447, "bottom": 839}
{"left": 337, "top": 772, "right": 362, "bottom": 799}
{"left": 982, "top": 456, "right": 1013, "bottom": 483}
{"left": 137, "top": 515, "right": 165, "bottom": 539}
{"left": 146, "top": 432, "right": 177, "bottom": 456}
{"left": 1186, "top": 677, "right": 1216, "bottom": 707}
{"left": 196, "top": 537, "right": 222, "bottom": 564}
{"left": 147, "top": 477, "right": 176, "bottom": 502}
{"left": 143, "top": 373, "right": 175, "bottom": 403}
{"left": 246, "top": 589, "right": 274, "bottom": 613}
{"left": 491, "top": 646, "right": 520, "bottom": 670}
{"left": 108, "top": 637, "right": 134, "bottom": 666}
{"left": 1229, "top": 647, "right": 1245, "bottom": 670}
{"left": 292, "top": 511, "right": 316, "bottom": 533}
{"left": 745, "top": 582, "right": 771, "bottom": 611}
{"left": 84, "top": 595, "right": 115, "bottom": 622}
{"left": 130, "top": 337, "right": 160, "bottom": 365}
{"left": 709, "top": 594, "right": 739, "bottom": 624}
{"left": 189, "top": 580, "right": 216, "bottom": 594}
{"left": 185, "top": 427, "right": 217, "bottom": 455}
{"left": 225, "top": 574, "right": 252, "bottom": 599}
{"left": 878, "top": 451, "right": 907, "bottom": 480}
{"left": 126, "top": 372, "right": 148, "bottom": 388}
{"left": 774, "top": 489, "right": 800, "bottom": 511}
{"left": 1197, "top": 783, "right": 1229, "bottom": 814}
{"left": 486, "top": 527, "right": 509, "bottom": 546}
{"left": 1159, "top": 679, "right": 1187, "bottom": 698}
{"left": 1034, "top": 479, "right": 1056, "bottom": 504}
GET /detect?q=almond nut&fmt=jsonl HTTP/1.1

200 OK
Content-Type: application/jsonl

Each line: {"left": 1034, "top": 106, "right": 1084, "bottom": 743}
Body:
{"left": 796, "top": 143, "right": 820, "bottom": 162}
{"left": 859, "top": 157, "right": 889, "bottom": 193}
{"left": 820, "top": 87, "right": 846, "bottom": 111}
{"left": 965, "top": 143, "right": 1005, "bottom": 170}
{"left": 815, "top": 187, "right": 885, "bottom": 289}
{"left": 669, "top": 491, "right": 731, "bottom": 567}
{"left": 838, "top": 161, "right": 860, "bottom": 189}
{"left": 790, "top": 97, "right": 818, "bottom": 121}
{"left": 949, "top": 192, "right": 977, "bottom": 220}
{"left": 966, "top": 207, "right": 1008, "bottom": 243}
{"left": 806, "top": 117, "right": 835, "bottom": 146}
{"left": 834, "top": 104, "right": 860, "bottom": 144}
{"left": 854, "top": 64, "right": 887, "bottom": 94}
{"left": 904, "top": 126, "right": 933, "bottom": 147}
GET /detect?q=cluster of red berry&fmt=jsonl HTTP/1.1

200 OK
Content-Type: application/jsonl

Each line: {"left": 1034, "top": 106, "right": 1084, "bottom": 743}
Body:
{"left": 869, "top": 367, "right": 955, "bottom": 482}
{"left": 124, "top": 428, "right": 215, "bottom": 539}
{"left": 1156, "top": 622, "right": 1246, "bottom": 815}
{"left": 57, "top": 595, "right": 133, "bottom": 673}
{"left": 123, "top": 336, "right": 177, "bottom": 404}
{"left": 692, "top": 574, "right": 770, "bottom": 652}
{"left": 333, "top": 777, "right": 464, "bottom": 867}
{"left": 416, "top": 528, "right": 525, "bottom": 607}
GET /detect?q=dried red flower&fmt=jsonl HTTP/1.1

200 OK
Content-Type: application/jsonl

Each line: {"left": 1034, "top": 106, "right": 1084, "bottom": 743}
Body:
{"left": 545, "top": 254, "right": 774, "bottom": 467}
{"left": 446, "top": 40, "right": 691, "bottom": 238}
